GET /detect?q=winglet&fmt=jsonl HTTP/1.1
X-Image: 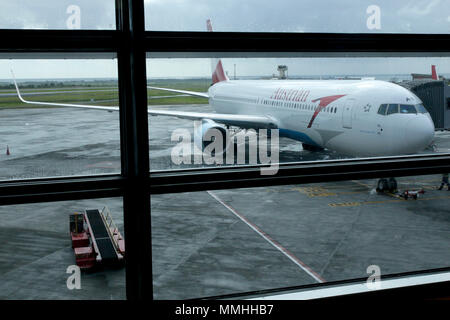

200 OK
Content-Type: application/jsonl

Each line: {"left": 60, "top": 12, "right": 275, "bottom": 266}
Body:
{"left": 11, "top": 69, "right": 26, "bottom": 103}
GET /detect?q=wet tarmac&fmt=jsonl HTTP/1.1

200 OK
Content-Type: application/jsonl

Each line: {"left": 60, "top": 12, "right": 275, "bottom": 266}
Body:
{"left": 0, "top": 105, "right": 449, "bottom": 299}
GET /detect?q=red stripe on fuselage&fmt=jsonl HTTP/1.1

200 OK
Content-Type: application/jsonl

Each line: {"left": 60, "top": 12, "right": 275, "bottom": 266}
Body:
{"left": 307, "top": 94, "right": 346, "bottom": 128}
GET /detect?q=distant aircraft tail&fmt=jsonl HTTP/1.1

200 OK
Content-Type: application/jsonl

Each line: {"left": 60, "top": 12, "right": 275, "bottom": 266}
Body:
{"left": 431, "top": 65, "right": 439, "bottom": 80}
{"left": 207, "top": 19, "right": 228, "bottom": 84}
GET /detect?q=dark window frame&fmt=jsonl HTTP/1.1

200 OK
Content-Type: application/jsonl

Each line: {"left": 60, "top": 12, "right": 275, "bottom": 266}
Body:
{"left": 378, "top": 104, "right": 387, "bottom": 115}
{"left": 0, "top": 0, "right": 449, "bottom": 300}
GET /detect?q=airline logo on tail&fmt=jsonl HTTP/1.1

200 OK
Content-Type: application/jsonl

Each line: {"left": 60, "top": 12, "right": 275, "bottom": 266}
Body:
{"left": 207, "top": 19, "right": 229, "bottom": 84}
{"left": 212, "top": 60, "right": 228, "bottom": 84}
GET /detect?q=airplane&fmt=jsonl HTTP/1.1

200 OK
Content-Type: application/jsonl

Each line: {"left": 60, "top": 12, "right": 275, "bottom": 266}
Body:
{"left": 11, "top": 20, "right": 436, "bottom": 192}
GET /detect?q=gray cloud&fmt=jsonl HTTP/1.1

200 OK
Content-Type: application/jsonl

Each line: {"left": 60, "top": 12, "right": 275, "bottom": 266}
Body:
{"left": 144, "top": 0, "right": 450, "bottom": 33}
{"left": 0, "top": 0, "right": 115, "bottom": 29}
{"left": 0, "top": 0, "right": 448, "bottom": 32}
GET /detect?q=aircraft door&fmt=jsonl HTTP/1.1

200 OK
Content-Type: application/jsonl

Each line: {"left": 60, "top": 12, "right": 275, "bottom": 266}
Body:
{"left": 342, "top": 98, "right": 355, "bottom": 129}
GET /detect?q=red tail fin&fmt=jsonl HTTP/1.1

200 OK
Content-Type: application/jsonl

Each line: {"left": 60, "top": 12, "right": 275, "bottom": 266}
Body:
{"left": 206, "top": 19, "right": 213, "bottom": 32}
{"left": 212, "top": 60, "right": 228, "bottom": 84}
{"left": 207, "top": 19, "right": 228, "bottom": 84}
{"left": 431, "top": 65, "right": 438, "bottom": 80}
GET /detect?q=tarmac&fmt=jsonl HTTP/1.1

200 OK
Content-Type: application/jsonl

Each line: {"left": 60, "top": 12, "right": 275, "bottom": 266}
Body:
{"left": 0, "top": 105, "right": 449, "bottom": 299}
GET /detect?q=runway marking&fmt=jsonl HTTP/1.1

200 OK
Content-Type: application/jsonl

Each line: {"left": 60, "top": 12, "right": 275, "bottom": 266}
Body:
{"left": 207, "top": 190, "right": 325, "bottom": 284}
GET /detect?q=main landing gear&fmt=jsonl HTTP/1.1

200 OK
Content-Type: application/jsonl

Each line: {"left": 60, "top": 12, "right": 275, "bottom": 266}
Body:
{"left": 376, "top": 177, "right": 398, "bottom": 193}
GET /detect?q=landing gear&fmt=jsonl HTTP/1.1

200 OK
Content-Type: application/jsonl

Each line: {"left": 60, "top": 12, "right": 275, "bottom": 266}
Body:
{"left": 376, "top": 177, "right": 398, "bottom": 193}
{"left": 302, "top": 143, "right": 324, "bottom": 152}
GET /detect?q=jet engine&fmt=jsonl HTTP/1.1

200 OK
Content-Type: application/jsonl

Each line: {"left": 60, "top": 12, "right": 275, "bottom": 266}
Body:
{"left": 194, "top": 119, "right": 231, "bottom": 156}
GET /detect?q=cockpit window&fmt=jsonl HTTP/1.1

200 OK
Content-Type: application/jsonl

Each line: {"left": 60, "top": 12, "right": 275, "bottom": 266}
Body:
{"left": 416, "top": 104, "right": 428, "bottom": 114}
{"left": 378, "top": 103, "right": 428, "bottom": 116}
{"left": 386, "top": 104, "right": 399, "bottom": 115}
{"left": 400, "top": 104, "right": 417, "bottom": 114}
{"left": 378, "top": 104, "right": 387, "bottom": 115}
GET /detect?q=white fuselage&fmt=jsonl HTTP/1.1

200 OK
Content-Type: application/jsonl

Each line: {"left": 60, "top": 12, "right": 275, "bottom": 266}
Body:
{"left": 208, "top": 80, "right": 435, "bottom": 157}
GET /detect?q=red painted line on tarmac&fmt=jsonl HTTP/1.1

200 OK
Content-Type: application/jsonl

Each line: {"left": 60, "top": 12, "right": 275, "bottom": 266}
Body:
{"left": 207, "top": 191, "right": 325, "bottom": 283}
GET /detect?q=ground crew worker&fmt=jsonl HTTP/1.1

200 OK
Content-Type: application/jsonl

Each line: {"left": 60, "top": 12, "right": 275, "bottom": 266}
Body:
{"left": 438, "top": 173, "right": 450, "bottom": 190}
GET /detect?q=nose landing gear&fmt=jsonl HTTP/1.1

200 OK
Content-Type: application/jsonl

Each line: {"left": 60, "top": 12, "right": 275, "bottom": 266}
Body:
{"left": 302, "top": 143, "right": 324, "bottom": 152}
{"left": 376, "top": 177, "right": 398, "bottom": 193}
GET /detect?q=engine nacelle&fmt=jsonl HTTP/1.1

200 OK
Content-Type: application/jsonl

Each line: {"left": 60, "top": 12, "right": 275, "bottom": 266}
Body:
{"left": 194, "top": 119, "right": 230, "bottom": 156}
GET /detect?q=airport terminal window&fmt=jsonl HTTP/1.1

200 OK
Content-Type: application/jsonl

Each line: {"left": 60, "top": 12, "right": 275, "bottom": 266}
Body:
{"left": 147, "top": 56, "right": 449, "bottom": 172}
{"left": 144, "top": 0, "right": 450, "bottom": 34}
{"left": 152, "top": 175, "right": 450, "bottom": 299}
{"left": 0, "top": 59, "right": 120, "bottom": 181}
{"left": 0, "top": 1, "right": 116, "bottom": 29}
{"left": 0, "top": 198, "right": 125, "bottom": 299}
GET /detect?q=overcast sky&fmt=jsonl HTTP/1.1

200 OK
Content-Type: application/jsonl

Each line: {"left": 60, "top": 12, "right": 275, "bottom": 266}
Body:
{"left": 0, "top": 0, "right": 449, "bottom": 79}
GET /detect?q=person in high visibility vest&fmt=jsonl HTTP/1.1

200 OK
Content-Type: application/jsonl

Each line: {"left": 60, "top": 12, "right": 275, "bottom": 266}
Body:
{"left": 438, "top": 173, "right": 450, "bottom": 190}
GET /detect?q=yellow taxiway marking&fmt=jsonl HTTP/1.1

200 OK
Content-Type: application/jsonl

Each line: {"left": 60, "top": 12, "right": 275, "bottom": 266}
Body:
{"left": 291, "top": 186, "right": 368, "bottom": 197}
{"left": 351, "top": 180, "right": 372, "bottom": 188}
{"left": 328, "top": 195, "right": 450, "bottom": 207}
{"left": 269, "top": 180, "right": 442, "bottom": 200}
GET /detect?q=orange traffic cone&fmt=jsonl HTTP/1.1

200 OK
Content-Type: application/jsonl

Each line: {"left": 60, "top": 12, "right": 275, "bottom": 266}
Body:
{"left": 6, "top": 145, "right": 10, "bottom": 156}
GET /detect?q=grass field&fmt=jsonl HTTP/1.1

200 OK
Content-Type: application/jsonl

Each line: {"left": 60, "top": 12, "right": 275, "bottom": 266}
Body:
{"left": 0, "top": 79, "right": 210, "bottom": 109}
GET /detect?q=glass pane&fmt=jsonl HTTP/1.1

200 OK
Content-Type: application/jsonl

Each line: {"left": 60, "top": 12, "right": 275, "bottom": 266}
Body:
{"left": 0, "top": 58, "right": 120, "bottom": 180}
{"left": 145, "top": 0, "right": 450, "bottom": 33}
{"left": 378, "top": 104, "right": 387, "bottom": 115}
{"left": 147, "top": 56, "right": 449, "bottom": 172}
{"left": 0, "top": 197, "right": 125, "bottom": 299}
{"left": 400, "top": 104, "right": 417, "bottom": 114}
{"left": 417, "top": 104, "right": 428, "bottom": 113}
{"left": 387, "top": 104, "right": 399, "bottom": 114}
{"left": 0, "top": 1, "right": 116, "bottom": 29}
{"left": 152, "top": 175, "right": 450, "bottom": 299}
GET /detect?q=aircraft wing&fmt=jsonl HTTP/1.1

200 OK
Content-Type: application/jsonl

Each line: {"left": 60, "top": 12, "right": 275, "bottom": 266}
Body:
{"left": 12, "top": 76, "right": 277, "bottom": 130}
{"left": 12, "top": 73, "right": 119, "bottom": 112}
{"left": 148, "top": 109, "right": 277, "bottom": 129}
{"left": 147, "top": 86, "right": 209, "bottom": 99}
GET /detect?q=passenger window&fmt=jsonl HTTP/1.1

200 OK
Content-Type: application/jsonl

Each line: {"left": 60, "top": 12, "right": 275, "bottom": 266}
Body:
{"left": 400, "top": 104, "right": 417, "bottom": 114}
{"left": 378, "top": 104, "right": 387, "bottom": 115}
{"left": 386, "top": 104, "right": 399, "bottom": 115}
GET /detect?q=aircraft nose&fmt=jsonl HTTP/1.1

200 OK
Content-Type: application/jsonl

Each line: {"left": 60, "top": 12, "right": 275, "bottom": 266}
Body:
{"left": 404, "top": 116, "right": 435, "bottom": 153}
